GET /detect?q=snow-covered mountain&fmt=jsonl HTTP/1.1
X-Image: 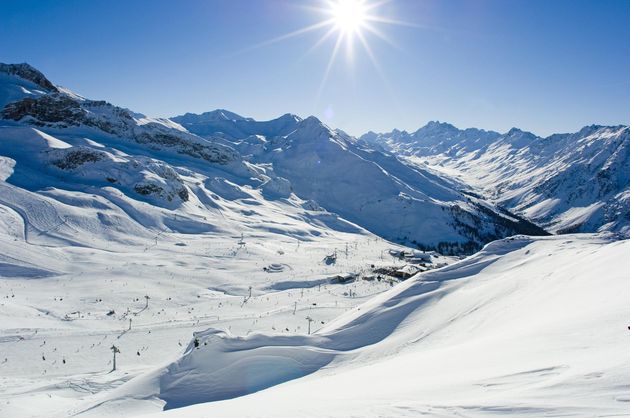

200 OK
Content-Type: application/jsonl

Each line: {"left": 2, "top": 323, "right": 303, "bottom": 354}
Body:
{"left": 1, "top": 63, "right": 629, "bottom": 418}
{"left": 361, "top": 121, "right": 502, "bottom": 156}
{"left": 0, "top": 63, "right": 547, "bottom": 254}
{"left": 172, "top": 110, "right": 301, "bottom": 139}
{"left": 362, "top": 122, "right": 630, "bottom": 235}
{"left": 0, "top": 64, "right": 441, "bottom": 418}
{"left": 174, "top": 111, "right": 546, "bottom": 253}
{"left": 1, "top": 65, "right": 417, "bottom": 271}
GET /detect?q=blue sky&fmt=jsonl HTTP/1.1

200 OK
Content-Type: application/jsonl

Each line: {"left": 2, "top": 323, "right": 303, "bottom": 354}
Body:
{"left": 1, "top": 0, "right": 629, "bottom": 136}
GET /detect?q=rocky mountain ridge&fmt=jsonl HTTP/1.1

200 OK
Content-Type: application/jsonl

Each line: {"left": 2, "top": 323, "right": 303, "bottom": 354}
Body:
{"left": 362, "top": 121, "right": 630, "bottom": 234}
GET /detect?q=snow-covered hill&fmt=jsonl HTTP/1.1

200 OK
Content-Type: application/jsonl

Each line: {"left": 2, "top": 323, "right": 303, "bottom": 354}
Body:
{"left": 363, "top": 122, "right": 630, "bottom": 235}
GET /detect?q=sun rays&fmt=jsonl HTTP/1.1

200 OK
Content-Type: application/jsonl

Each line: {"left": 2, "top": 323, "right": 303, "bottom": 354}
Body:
{"left": 249, "top": 0, "right": 409, "bottom": 100}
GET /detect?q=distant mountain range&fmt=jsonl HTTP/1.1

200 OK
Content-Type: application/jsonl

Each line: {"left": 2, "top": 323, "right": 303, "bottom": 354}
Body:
{"left": 361, "top": 121, "right": 630, "bottom": 235}
{"left": 2, "top": 62, "right": 626, "bottom": 255}
{"left": 172, "top": 111, "right": 546, "bottom": 252}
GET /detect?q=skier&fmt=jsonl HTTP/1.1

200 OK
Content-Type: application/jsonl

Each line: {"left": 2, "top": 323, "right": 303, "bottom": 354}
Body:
{"left": 193, "top": 337, "right": 200, "bottom": 349}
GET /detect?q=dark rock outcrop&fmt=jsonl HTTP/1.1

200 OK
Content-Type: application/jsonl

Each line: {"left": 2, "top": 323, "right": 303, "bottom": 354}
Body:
{"left": 1, "top": 94, "right": 237, "bottom": 165}
{"left": 0, "top": 63, "right": 58, "bottom": 92}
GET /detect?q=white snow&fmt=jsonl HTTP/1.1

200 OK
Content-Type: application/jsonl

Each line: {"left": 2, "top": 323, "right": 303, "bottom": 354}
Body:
{"left": 370, "top": 123, "right": 630, "bottom": 235}
{"left": 2, "top": 234, "right": 623, "bottom": 417}
{"left": 140, "top": 235, "right": 630, "bottom": 417}
{"left": 1, "top": 63, "right": 629, "bottom": 418}
{"left": 176, "top": 113, "right": 543, "bottom": 250}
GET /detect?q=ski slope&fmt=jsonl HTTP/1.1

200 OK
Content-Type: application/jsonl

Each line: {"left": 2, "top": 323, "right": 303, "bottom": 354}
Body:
{"left": 2, "top": 234, "right": 625, "bottom": 417}
{"left": 0, "top": 205, "right": 427, "bottom": 418}
{"left": 125, "top": 234, "right": 630, "bottom": 418}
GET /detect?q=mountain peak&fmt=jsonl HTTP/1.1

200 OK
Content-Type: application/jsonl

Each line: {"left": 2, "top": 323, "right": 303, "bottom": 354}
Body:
{"left": 414, "top": 120, "right": 459, "bottom": 136}
{"left": 391, "top": 128, "right": 410, "bottom": 135}
{"left": 0, "top": 62, "right": 58, "bottom": 92}
{"left": 500, "top": 128, "right": 539, "bottom": 148}
{"left": 301, "top": 115, "right": 322, "bottom": 125}
{"left": 575, "top": 124, "right": 628, "bottom": 137}
{"left": 172, "top": 111, "right": 303, "bottom": 139}
{"left": 506, "top": 127, "right": 523, "bottom": 135}
{"left": 197, "top": 109, "right": 250, "bottom": 122}
{"left": 294, "top": 115, "right": 331, "bottom": 136}
{"left": 214, "top": 109, "right": 245, "bottom": 121}
{"left": 278, "top": 113, "right": 302, "bottom": 122}
{"left": 426, "top": 120, "right": 455, "bottom": 128}
{"left": 505, "top": 127, "right": 537, "bottom": 138}
{"left": 277, "top": 115, "right": 335, "bottom": 144}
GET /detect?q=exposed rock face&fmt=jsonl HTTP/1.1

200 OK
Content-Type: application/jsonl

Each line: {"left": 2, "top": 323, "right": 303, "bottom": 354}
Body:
{"left": 134, "top": 183, "right": 189, "bottom": 202}
{"left": 2, "top": 94, "right": 88, "bottom": 126}
{"left": 177, "top": 187, "right": 190, "bottom": 201}
{"left": 1, "top": 94, "right": 237, "bottom": 165}
{"left": 134, "top": 183, "right": 165, "bottom": 196}
{"left": 134, "top": 132, "right": 235, "bottom": 164}
{"left": 51, "top": 148, "right": 104, "bottom": 170}
{"left": 0, "top": 63, "right": 58, "bottom": 92}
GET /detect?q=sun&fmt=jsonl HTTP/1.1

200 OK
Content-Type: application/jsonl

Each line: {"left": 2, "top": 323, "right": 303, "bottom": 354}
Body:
{"left": 249, "top": 0, "right": 410, "bottom": 100}
{"left": 330, "top": 0, "right": 368, "bottom": 35}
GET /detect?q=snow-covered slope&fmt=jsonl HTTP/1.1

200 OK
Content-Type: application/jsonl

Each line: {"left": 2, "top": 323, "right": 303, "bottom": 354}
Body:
{"left": 363, "top": 122, "right": 630, "bottom": 235}
{"left": 69, "top": 234, "right": 630, "bottom": 418}
{"left": 174, "top": 112, "right": 547, "bottom": 253}
{"left": 0, "top": 64, "right": 368, "bottom": 246}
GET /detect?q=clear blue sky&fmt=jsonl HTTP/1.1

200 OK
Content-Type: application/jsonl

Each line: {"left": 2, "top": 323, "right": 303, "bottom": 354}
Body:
{"left": 1, "top": 0, "right": 629, "bottom": 136}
